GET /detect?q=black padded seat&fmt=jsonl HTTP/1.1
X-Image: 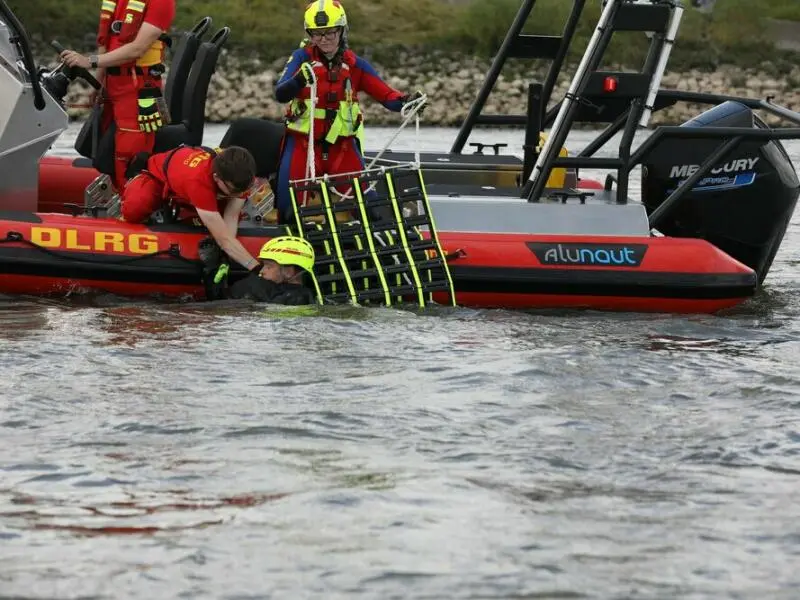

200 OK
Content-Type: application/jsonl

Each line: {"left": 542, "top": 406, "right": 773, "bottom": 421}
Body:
{"left": 163, "top": 16, "right": 212, "bottom": 123}
{"left": 219, "top": 117, "right": 286, "bottom": 178}
{"left": 153, "top": 27, "right": 230, "bottom": 152}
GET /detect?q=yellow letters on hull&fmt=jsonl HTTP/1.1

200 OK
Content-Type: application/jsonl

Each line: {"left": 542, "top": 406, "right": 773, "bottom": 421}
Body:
{"left": 30, "top": 227, "right": 159, "bottom": 254}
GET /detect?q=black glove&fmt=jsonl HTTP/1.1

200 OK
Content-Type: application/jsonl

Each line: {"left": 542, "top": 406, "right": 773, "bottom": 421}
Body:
{"left": 198, "top": 236, "right": 223, "bottom": 268}
{"left": 292, "top": 62, "right": 315, "bottom": 88}
{"left": 403, "top": 90, "right": 426, "bottom": 116}
{"left": 198, "top": 237, "right": 230, "bottom": 301}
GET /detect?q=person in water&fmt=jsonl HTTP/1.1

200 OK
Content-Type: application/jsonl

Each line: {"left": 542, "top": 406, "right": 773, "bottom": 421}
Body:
{"left": 273, "top": 0, "right": 425, "bottom": 222}
{"left": 60, "top": 0, "right": 175, "bottom": 192}
{"left": 121, "top": 145, "right": 264, "bottom": 275}
{"left": 201, "top": 236, "right": 318, "bottom": 305}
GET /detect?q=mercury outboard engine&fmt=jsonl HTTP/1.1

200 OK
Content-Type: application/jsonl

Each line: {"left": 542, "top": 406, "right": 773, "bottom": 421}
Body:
{"left": 642, "top": 101, "right": 799, "bottom": 283}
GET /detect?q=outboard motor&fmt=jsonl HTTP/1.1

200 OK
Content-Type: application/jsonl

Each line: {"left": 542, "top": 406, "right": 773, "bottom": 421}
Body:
{"left": 642, "top": 101, "right": 799, "bottom": 283}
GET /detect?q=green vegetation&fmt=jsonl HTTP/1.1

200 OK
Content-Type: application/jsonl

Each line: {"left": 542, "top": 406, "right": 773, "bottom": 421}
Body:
{"left": 7, "top": 0, "right": 800, "bottom": 70}
{"left": 760, "top": 0, "right": 800, "bottom": 20}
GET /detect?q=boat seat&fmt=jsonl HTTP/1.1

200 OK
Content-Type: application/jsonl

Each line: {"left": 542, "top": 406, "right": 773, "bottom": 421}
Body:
{"left": 90, "top": 26, "right": 230, "bottom": 177}
{"left": 219, "top": 117, "right": 286, "bottom": 178}
{"left": 163, "top": 16, "right": 212, "bottom": 123}
{"left": 153, "top": 26, "right": 230, "bottom": 152}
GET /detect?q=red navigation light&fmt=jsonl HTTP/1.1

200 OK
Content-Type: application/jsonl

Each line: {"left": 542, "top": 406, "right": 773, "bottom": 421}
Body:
{"left": 603, "top": 76, "right": 618, "bottom": 93}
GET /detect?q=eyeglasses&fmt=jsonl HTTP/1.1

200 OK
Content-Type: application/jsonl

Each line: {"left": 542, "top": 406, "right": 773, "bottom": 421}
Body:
{"left": 215, "top": 175, "right": 248, "bottom": 198}
{"left": 309, "top": 28, "right": 341, "bottom": 40}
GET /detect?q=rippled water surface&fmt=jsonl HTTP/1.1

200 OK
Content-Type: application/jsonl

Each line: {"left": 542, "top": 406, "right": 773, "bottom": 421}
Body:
{"left": 1, "top": 126, "right": 799, "bottom": 599}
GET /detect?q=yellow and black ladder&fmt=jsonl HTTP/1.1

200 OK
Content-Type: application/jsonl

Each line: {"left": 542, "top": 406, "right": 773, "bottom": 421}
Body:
{"left": 288, "top": 167, "right": 456, "bottom": 307}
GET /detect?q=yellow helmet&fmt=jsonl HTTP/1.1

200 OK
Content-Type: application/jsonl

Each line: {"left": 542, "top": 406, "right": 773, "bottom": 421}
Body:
{"left": 304, "top": 0, "right": 347, "bottom": 31}
{"left": 258, "top": 236, "right": 315, "bottom": 273}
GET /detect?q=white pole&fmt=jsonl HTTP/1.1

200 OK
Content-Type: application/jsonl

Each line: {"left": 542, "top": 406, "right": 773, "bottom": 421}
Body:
{"left": 527, "top": 0, "right": 622, "bottom": 188}
{"left": 639, "top": 3, "right": 684, "bottom": 127}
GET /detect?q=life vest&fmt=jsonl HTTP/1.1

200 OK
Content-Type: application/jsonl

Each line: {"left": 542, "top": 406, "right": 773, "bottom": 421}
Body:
{"left": 285, "top": 48, "right": 363, "bottom": 145}
{"left": 160, "top": 145, "right": 219, "bottom": 197}
{"left": 97, "top": 0, "right": 165, "bottom": 68}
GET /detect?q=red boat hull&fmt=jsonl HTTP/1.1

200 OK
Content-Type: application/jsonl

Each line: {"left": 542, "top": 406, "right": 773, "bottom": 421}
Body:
{"left": 0, "top": 211, "right": 757, "bottom": 313}
{"left": 38, "top": 156, "right": 100, "bottom": 213}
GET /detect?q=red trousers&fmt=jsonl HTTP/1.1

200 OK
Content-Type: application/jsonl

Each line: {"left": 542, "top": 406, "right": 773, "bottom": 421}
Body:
{"left": 121, "top": 172, "right": 200, "bottom": 223}
{"left": 120, "top": 172, "right": 164, "bottom": 222}
{"left": 105, "top": 72, "right": 162, "bottom": 192}
{"left": 276, "top": 135, "right": 369, "bottom": 216}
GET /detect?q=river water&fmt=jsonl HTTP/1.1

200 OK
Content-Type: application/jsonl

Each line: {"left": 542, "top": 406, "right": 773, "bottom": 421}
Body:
{"left": 1, "top": 124, "right": 799, "bottom": 599}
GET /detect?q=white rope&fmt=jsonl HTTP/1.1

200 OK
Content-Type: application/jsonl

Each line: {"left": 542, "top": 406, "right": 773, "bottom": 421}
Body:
{"left": 288, "top": 92, "right": 429, "bottom": 292}
{"left": 367, "top": 92, "right": 426, "bottom": 172}
{"left": 290, "top": 92, "right": 428, "bottom": 189}
{"left": 304, "top": 65, "right": 318, "bottom": 183}
{"left": 324, "top": 93, "right": 428, "bottom": 202}
{"left": 292, "top": 161, "right": 413, "bottom": 185}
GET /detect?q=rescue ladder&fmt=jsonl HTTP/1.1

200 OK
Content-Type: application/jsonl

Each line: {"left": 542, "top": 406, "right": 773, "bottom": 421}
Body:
{"left": 288, "top": 166, "right": 456, "bottom": 307}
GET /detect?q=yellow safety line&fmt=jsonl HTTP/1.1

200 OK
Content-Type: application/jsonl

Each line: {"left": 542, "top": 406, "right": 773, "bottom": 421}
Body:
{"left": 353, "top": 177, "right": 392, "bottom": 306}
{"left": 319, "top": 182, "right": 358, "bottom": 304}
{"left": 415, "top": 169, "right": 457, "bottom": 306}
{"left": 412, "top": 225, "right": 434, "bottom": 305}
{"left": 287, "top": 188, "right": 324, "bottom": 304}
{"left": 351, "top": 230, "right": 371, "bottom": 295}
{"left": 384, "top": 173, "right": 425, "bottom": 307}
{"left": 314, "top": 223, "right": 337, "bottom": 297}
{"left": 379, "top": 230, "right": 405, "bottom": 305}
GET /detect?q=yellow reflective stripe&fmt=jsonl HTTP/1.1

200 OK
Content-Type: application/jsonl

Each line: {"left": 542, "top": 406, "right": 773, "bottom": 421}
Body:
{"left": 319, "top": 184, "right": 357, "bottom": 304}
{"left": 413, "top": 224, "right": 434, "bottom": 304}
{"left": 324, "top": 118, "right": 342, "bottom": 144}
{"left": 384, "top": 173, "right": 425, "bottom": 307}
{"left": 287, "top": 191, "right": 325, "bottom": 304}
{"left": 102, "top": 0, "right": 117, "bottom": 11}
{"left": 353, "top": 177, "right": 392, "bottom": 306}
{"left": 315, "top": 223, "right": 335, "bottom": 297}
{"left": 304, "top": 224, "right": 325, "bottom": 303}
{"left": 127, "top": 0, "right": 146, "bottom": 12}
{"left": 351, "top": 232, "right": 371, "bottom": 293}
{"left": 382, "top": 231, "right": 404, "bottom": 304}
{"left": 326, "top": 101, "right": 362, "bottom": 143}
{"left": 286, "top": 100, "right": 362, "bottom": 142}
{"left": 415, "top": 169, "right": 457, "bottom": 306}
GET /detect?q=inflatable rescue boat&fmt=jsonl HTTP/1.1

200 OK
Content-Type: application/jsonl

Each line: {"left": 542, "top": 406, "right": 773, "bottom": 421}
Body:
{"left": 1, "top": 0, "right": 799, "bottom": 313}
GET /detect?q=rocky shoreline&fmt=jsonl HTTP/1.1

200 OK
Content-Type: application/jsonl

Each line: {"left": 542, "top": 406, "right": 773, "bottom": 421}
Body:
{"left": 64, "top": 50, "right": 800, "bottom": 127}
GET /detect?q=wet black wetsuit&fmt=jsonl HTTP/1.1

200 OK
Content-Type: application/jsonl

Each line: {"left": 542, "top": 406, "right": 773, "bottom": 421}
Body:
{"left": 198, "top": 237, "right": 315, "bottom": 305}
{"left": 226, "top": 274, "right": 315, "bottom": 305}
